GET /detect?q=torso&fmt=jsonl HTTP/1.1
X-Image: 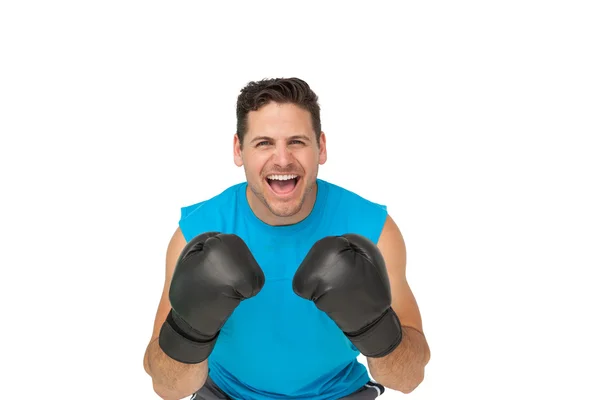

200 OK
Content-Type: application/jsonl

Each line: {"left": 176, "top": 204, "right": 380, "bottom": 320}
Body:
{"left": 178, "top": 179, "right": 388, "bottom": 399}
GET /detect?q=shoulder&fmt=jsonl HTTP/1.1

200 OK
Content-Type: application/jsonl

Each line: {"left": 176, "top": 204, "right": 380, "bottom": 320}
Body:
{"left": 178, "top": 182, "right": 245, "bottom": 241}
{"left": 320, "top": 179, "right": 388, "bottom": 243}
{"left": 180, "top": 182, "right": 245, "bottom": 219}
{"left": 320, "top": 179, "right": 387, "bottom": 211}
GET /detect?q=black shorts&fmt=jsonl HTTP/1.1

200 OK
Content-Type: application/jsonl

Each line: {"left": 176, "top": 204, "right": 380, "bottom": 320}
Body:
{"left": 191, "top": 376, "right": 385, "bottom": 400}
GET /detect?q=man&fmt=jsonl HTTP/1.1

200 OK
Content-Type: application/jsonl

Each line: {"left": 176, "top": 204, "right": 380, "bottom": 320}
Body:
{"left": 143, "top": 77, "right": 430, "bottom": 400}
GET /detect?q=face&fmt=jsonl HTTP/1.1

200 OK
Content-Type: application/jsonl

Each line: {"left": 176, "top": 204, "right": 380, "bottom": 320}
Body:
{"left": 233, "top": 102, "right": 327, "bottom": 225}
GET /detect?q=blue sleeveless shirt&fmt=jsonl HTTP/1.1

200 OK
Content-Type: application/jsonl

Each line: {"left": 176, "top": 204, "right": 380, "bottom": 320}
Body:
{"left": 178, "top": 179, "right": 388, "bottom": 400}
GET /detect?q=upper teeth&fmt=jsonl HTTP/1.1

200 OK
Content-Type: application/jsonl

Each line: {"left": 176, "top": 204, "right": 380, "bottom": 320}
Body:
{"left": 267, "top": 174, "right": 298, "bottom": 181}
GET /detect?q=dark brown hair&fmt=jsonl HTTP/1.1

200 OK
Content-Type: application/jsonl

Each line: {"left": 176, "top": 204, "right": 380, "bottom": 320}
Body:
{"left": 236, "top": 77, "right": 321, "bottom": 147}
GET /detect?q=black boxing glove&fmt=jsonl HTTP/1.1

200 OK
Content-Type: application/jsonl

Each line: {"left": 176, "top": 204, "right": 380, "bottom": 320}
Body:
{"left": 292, "top": 234, "right": 402, "bottom": 358}
{"left": 159, "top": 232, "right": 265, "bottom": 364}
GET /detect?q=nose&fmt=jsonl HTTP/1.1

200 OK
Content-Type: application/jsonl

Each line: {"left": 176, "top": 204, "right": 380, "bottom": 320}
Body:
{"left": 272, "top": 142, "right": 293, "bottom": 167}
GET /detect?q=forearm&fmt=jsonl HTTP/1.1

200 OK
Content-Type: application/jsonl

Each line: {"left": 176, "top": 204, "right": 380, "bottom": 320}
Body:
{"left": 144, "top": 338, "right": 208, "bottom": 400}
{"left": 367, "top": 326, "right": 430, "bottom": 393}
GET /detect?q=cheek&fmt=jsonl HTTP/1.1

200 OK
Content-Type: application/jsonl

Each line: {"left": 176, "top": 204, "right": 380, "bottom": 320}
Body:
{"left": 296, "top": 151, "right": 319, "bottom": 170}
{"left": 246, "top": 154, "right": 268, "bottom": 177}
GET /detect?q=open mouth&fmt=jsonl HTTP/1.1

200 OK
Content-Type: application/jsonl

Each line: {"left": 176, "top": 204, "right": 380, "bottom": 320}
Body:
{"left": 266, "top": 174, "right": 300, "bottom": 196}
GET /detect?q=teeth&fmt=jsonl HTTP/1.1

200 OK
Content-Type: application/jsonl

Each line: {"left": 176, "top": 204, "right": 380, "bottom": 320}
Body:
{"left": 267, "top": 174, "right": 298, "bottom": 181}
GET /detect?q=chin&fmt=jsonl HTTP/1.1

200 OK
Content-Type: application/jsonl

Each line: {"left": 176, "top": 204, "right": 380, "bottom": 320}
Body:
{"left": 268, "top": 205, "right": 303, "bottom": 218}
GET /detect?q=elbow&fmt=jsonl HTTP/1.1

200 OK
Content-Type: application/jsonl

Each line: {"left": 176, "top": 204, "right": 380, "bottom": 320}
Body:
{"left": 385, "top": 368, "right": 426, "bottom": 394}
{"left": 153, "top": 382, "right": 194, "bottom": 400}
{"left": 152, "top": 383, "right": 175, "bottom": 400}
{"left": 397, "top": 380, "right": 422, "bottom": 394}
{"left": 396, "top": 344, "right": 430, "bottom": 393}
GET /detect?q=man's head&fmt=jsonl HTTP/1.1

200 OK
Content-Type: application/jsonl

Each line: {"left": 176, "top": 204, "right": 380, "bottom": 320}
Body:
{"left": 233, "top": 77, "right": 327, "bottom": 225}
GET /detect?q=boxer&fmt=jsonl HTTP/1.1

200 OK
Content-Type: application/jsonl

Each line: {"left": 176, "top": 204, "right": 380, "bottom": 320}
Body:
{"left": 143, "top": 77, "right": 430, "bottom": 400}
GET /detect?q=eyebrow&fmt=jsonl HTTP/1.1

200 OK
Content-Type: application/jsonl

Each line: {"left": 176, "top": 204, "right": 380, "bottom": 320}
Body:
{"left": 250, "top": 135, "right": 312, "bottom": 144}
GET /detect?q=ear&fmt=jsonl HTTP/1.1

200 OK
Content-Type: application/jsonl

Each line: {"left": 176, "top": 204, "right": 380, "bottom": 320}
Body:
{"left": 233, "top": 134, "right": 244, "bottom": 167}
{"left": 318, "top": 131, "right": 327, "bottom": 165}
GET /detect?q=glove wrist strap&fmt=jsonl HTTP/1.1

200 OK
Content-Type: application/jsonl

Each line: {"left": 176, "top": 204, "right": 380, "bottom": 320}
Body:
{"left": 346, "top": 307, "right": 403, "bottom": 358}
{"left": 158, "top": 310, "right": 218, "bottom": 364}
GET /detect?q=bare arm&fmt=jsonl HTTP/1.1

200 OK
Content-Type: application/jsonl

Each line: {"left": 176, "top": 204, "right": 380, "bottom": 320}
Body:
{"left": 143, "top": 227, "right": 208, "bottom": 400}
{"left": 368, "top": 216, "right": 431, "bottom": 393}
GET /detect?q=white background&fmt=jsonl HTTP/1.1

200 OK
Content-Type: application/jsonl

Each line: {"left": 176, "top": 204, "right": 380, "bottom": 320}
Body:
{"left": 1, "top": 1, "right": 599, "bottom": 399}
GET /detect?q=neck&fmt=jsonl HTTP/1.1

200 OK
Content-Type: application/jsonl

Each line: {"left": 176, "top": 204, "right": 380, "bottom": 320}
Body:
{"left": 246, "top": 184, "right": 318, "bottom": 226}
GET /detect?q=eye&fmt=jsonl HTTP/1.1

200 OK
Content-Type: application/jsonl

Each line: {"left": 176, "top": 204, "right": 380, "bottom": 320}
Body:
{"left": 290, "top": 140, "right": 305, "bottom": 145}
{"left": 256, "top": 141, "right": 269, "bottom": 147}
